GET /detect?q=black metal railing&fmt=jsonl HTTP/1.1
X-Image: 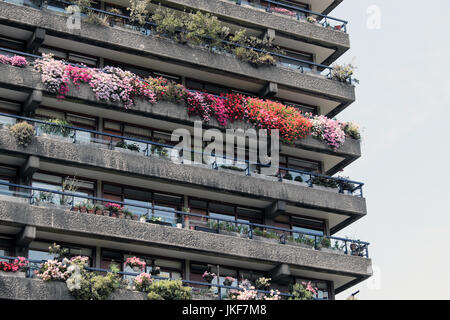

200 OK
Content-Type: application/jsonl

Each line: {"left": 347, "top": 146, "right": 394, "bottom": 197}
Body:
{"left": 1, "top": 0, "right": 354, "bottom": 81}
{"left": 0, "top": 112, "right": 364, "bottom": 197}
{"left": 0, "top": 180, "right": 370, "bottom": 257}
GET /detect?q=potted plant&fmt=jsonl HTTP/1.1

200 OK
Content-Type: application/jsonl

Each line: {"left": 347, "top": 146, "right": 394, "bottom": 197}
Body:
{"left": 71, "top": 203, "right": 80, "bottom": 212}
{"left": 252, "top": 229, "right": 280, "bottom": 244}
{"left": 223, "top": 276, "right": 235, "bottom": 287}
{"left": 78, "top": 201, "right": 88, "bottom": 213}
{"left": 105, "top": 202, "right": 122, "bottom": 217}
{"left": 202, "top": 270, "right": 216, "bottom": 284}
{"left": 86, "top": 203, "right": 94, "bottom": 214}
{"left": 119, "top": 208, "right": 129, "bottom": 219}
{"left": 125, "top": 257, "right": 146, "bottom": 273}
{"left": 0, "top": 257, "right": 28, "bottom": 278}
{"left": 131, "top": 214, "right": 139, "bottom": 221}
{"left": 311, "top": 176, "right": 339, "bottom": 193}
{"left": 94, "top": 204, "right": 104, "bottom": 215}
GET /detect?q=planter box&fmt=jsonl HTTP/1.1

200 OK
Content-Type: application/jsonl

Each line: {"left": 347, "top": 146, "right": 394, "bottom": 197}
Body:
{"left": 313, "top": 185, "right": 340, "bottom": 193}
{"left": 218, "top": 168, "right": 247, "bottom": 176}
{"left": 220, "top": 230, "right": 246, "bottom": 238}
{"left": 194, "top": 226, "right": 219, "bottom": 234}
{"left": 147, "top": 220, "right": 172, "bottom": 227}
{"left": 0, "top": 271, "right": 26, "bottom": 278}
{"left": 251, "top": 173, "right": 278, "bottom": 182}
{"left": 114, "top": 147, "right": 141, "bottom": 155}
{"left": 41, "top": 133, "right": 72, "bottom": 142}
{"left": 253, "top": 235, "right": 280, "bottom": 244}
{"left": 286, "top": 241, "right": 314, "bottom": 250}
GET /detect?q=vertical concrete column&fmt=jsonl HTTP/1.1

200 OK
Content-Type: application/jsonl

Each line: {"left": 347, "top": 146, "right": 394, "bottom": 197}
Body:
{"left": 181, "top": 76, "right": 187, "bottom": 87}
{"left": 98, "top": 57, "right": 105, "bottom": 68}
{"left": 184, "top": 259, "right": 190, "bottom": 280}
{"left": 96, "top": 180, "right": 102, "bottom": 199}
{"left": 183, "top": 195, "right": 189, "bottom": 229}
{"left": 15, "top": 226, "right": 36, "bottom": 257}
{"left": 95, "top": 246, "right": 101, "bottom": 268}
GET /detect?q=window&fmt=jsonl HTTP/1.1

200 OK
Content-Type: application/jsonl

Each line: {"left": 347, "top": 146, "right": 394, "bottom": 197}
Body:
{"left": 279, "top": 48, "right": 314, "bottom": 72}
{"left": 38, "top": 46, "right": 98, "bottom": 67}
{"left": 0, "top": 165, "right": 17, "bottom": 195}
{"left": 186, "top": 78, "right": 254, "bottom": 97}
{"left": 295, "top": 278, "right": 331, "bottom": 300}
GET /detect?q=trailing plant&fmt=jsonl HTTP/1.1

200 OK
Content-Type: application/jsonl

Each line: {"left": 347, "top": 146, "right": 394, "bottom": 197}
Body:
{"left": 9, "top": 122, "right": 35, "bottom": 147}
{"left": 134, "top": 273, "right": 152, "bottom": 292}
{"left": 343, "top": 122, "right": 361, "bottom": 140}
{"left": 125, "top": 257, "right": 146, "bottom": 271}
{"left": 146, "top": 280, "right": 192, "bottom": 300}
{"left": 0, "top": 54, "right": 28, "bottom": 67}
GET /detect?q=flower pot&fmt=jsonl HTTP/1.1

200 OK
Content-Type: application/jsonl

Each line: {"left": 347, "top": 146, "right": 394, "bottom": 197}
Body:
{"left": 71, "top": 207, "right": 79, "bottom": 213}
{"left": 88, "top": 209, "right": 94, "bottom": 214}
{"left": 95, "top": 210, "right": 103, "bottom": 215}
{"left": 118, "top": 213, "right": 125, "bottom": 219}
{"left": 103, "top": 210, "right": 110, "bottom": 216}
{"left": 111, "top": 212, "right": 117, "bottom": 218}
{"left": 80, "top": 207, "right": 87, "bottom": 213}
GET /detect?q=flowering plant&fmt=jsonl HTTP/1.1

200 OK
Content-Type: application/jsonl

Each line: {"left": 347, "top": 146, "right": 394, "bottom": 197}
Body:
{"left": 228, "top": 279, "right": 280, "bottom": 300}
{"left": 125, "top": 257, "right": 146, "bottom": 270}
{"left": 343, "top": 122, "right": 361, "bottom": 140}
{"left": 28, "top": 54, "right": 359, "bottom": 150}
{"left": 105, "top": 202, "right": 123, "bottom": 213}
{"left": 0, "top": 257, "right": 28, "bottom": 272}
{"left": 0, "top": 54, "right": 28, "bottom": 67}
{"left": 289, "top": 282, "right": 318, "bottom": 300}
{"left": 37, "top": 260, "right": 70, "bottom": 281}
{"left": 134, "top": 272, "right": 152, "bottom": 292}
{"left": 306, "top": 16, "right": 317, "bottom": 24}
{"left": 332, "top": 63, "right": 359, "bottom": 84}
{"left": 202, "top": 270, "right": 216, "bottom": 283}
{"left": 255, "top": 277, "right": 271, "bottom": 290}
{"left": 310, "top": 115, "right": 346, "bottom": 151}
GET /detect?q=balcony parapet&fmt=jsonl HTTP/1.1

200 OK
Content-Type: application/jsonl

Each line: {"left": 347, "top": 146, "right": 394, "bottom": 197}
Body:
{"left": 0, "top": 1, "right": 356, "bottom": 105}
{"left": 0, "top": 197, "right": 373, "bottom": 278}
{"left": 0, "top": 128, "right": 367, "bottom": 220}
{"left": 0, "top": 62, "right": 361, "bottom": 172}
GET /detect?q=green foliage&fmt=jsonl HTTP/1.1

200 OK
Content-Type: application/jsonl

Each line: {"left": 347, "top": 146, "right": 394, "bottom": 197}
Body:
{"left": 70, "top": 270, "right": 121, "bottom": 300}
{"left": 320, "top": 237, "right": 331, "bottom": 248}
{"left": 186, "top": 11, "right": 222, "bottom": 47}
{"left": 289, "top": 283, "right": 314, "bottom": 300}
{"left": 253, "top": 229, "right": 279, "bottom": 240}
{"left": 294, "top": 175, "right": 303, "bottom": 182}
{"left": 41, "top": 118, "right": 72, "bottom": 137}
{"left": 146, "top": 280, "right": 192, "bottom": 300}
{"left": 283, "top": 172, "right": 293, "bottom": 180}
{"left": 9, "top": 122, "right": 35, "bottom": 147}
{"left": 312, "top": 176, "right": 338, "bottom": 189}
{"left": 152, "top": 5, "right": 187, "bottom": 42}
{"left": 127, "top": 0, "right": 150, "bottom": 25}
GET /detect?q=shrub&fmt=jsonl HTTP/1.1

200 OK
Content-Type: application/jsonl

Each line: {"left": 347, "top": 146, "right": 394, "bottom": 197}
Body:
{"left": 9, "top": 122, "right": 35, "bottom": 147}
{"left": 283, "top": 172, "right": 293, "bottom": 180}
{"left": 294, "top": 175, "right": 303, "bottom": 182}
{"left": 332, "top": 63, "right": 359, "bottom": 84}
{"left": 134, "top": 273, "right": 152, "bottom": 292}
{"left": 127, "top": 0, "right": 150, "bottom": 26}
{"left": 146, "top": 280, "right": 192, "bottom": 300}
{"left": 152, "top": 5, "right": 187, "bottom": 42}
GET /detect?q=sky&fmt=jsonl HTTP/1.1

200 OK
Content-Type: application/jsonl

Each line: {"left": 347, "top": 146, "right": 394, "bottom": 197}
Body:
{"left": 330, "top": 0, "right": 450, "bottom": 299}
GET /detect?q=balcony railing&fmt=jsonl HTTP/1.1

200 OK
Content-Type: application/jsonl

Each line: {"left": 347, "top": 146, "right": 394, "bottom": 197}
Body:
{"left": 1, "top": 0, "right": 353, "bottom": 81}
{"left": 0, "top": 254, "right": 305, "bottom": 299}
{"left": 0, "top": 180, "right": 370, "bottom": 257}
{"left": 0, "top": 112, "right": 365, "bottom": 197}
{"left": 233, "top": 0, "right": 348, "bottom": 32}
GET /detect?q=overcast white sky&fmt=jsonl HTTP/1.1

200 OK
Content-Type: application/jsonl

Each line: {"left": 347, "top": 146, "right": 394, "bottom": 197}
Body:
{"left": 330, "top": 0, "right": 450, "bottom": 299}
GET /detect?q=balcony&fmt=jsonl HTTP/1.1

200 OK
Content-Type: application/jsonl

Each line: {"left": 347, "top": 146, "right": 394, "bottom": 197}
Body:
{"left": 0, "top": 118, "right": 367, "bottom": 230}
{"left": 0, "top": 0, "right": 356, "bottom": 116}
{"left": 0, "top": 59, "right": 361, "bottom": 174}
{"left": 0, "top": 192, "right": 372, "bottom": 293}
{"left": 153, "top": 0, "right": 350, "bottom": 66}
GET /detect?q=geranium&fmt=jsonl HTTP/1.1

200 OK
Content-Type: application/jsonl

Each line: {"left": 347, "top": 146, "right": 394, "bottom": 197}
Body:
{"left": 105, "top": 202, "right": 123, "bottom": 213}
{"left": 0, "top": 54, "right": 28, "bottom": 67}
{"left": 37, "top": 260, "right": 70, "bottom": 281}
{"left": 310, "top": 115, "right": 346, "bottom": 151}
{"left": 125, "top": 257, "right": 146, "bottom": 270}
{"left": 134, "top": 272, "right": 152, "bottom": 292}
{"left": 0, "top": 261, "right": 19, "bottom": 272}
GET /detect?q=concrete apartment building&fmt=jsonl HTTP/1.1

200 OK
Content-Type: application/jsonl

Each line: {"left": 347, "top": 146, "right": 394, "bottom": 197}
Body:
{"left": 0, "top": 0, "right": 371, "bottom": 300}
